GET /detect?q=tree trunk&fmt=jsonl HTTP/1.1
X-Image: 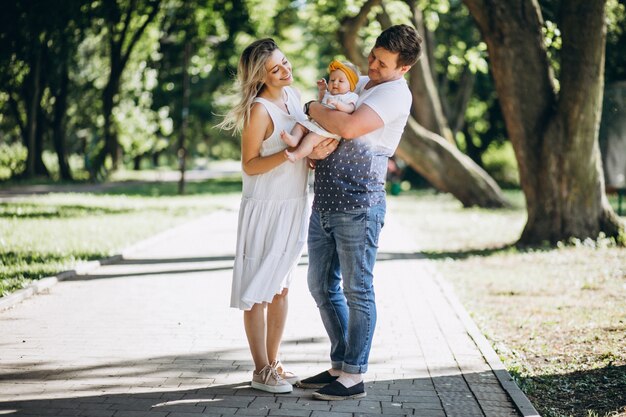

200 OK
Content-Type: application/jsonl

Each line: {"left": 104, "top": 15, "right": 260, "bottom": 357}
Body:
{"left": 448, "top": 68, "right": 476, "bottom": 136}
{"left": 339, "top": 0, "right": 382, "bottom": 72}
{"left": 398, "top": 118, "right": 508, "bottom": 208}
{"left": 34, "top": 104, "right": 49, "bottom": 177}
{"left": 133, "top": 155, "right": 142, "bottom": 170}
{"left": 96, "top": 0, "right": 162, "bottom": 175}
{"left": 52, "top": 55, "right": 72, "bottom": 180}
{"left": 463, "top": 0, "right": 624, "bottom": 244}
{"left": 102, "top": 65, "right": 122, "bottom": 170}
{"left": 178, "top": 42, "right": 191, "bottom": 195}
{"left": 406, "top": 4, "right": 455, "bottom": 144}
{"left": 25, "top": 45, "right": 42, "bottom": 178}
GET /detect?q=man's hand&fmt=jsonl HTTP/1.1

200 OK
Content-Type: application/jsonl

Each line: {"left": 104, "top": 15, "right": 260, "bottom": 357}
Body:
{"left": 309, "top": 138, "right": 339, "bottom": 160}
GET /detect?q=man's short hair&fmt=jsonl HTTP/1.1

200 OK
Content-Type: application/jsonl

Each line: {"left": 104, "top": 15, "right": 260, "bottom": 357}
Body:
{"left": 375, "top": 24, "right": 423, "bottom": 68}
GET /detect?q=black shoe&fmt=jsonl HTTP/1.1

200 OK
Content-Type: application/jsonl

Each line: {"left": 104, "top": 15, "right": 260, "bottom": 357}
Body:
{"left": 312, "top": 380, "right": 366, "bottom": 401}
{"left": 295, "top": 370, "right": 339, "bottom": 389}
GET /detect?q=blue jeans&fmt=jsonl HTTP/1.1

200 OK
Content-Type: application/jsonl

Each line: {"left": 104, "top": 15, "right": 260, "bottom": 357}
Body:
{"left": 307, "top": 204, "right": 386, "bottom": 374}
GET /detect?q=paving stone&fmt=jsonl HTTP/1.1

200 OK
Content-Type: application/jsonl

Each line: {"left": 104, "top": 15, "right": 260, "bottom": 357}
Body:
{"left": 0, "top": 207, "right": 538, "bottom": 417}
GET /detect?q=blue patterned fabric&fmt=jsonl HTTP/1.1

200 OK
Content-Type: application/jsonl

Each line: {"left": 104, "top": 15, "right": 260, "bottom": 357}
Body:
{"left": 312, "top": 139, "right": 388, "bottom": 212}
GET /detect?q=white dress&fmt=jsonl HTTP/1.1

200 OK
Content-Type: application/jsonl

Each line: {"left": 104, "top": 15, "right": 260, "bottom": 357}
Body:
{"left": 230, "top": 87, "right": 310, "bottom": 310}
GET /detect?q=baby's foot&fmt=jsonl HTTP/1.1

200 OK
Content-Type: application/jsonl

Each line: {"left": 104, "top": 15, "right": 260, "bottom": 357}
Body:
{"left": 284, "top": 149, "right": 297, "bottom": 163}
{"left": 280, "top": 130, "right": 299, "bottom": 147}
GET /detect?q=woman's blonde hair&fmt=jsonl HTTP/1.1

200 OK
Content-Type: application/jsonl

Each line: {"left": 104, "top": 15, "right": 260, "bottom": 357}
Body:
{"left": 216, "top": 38, "right": 278, "bottom": 133}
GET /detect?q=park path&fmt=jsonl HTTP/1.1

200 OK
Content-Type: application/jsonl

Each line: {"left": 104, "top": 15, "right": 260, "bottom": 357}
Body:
{"left": 0, "top": 199, "right": 540, "bottom": 417}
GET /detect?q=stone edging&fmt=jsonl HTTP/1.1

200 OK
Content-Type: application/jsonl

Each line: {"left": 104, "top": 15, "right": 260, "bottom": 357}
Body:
{"left": 0, "top": 255, "right": 122, "bottom": 311}
{"left": 429, "top": 264, "right": 542, "bottom": 417}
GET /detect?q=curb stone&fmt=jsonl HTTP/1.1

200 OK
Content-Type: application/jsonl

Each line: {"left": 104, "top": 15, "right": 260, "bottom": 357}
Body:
{"left": 0, "top": 213, "right": 218, "bottom": 312}
{"left": 0, "top": 255, "right": 122, "bottom": 311}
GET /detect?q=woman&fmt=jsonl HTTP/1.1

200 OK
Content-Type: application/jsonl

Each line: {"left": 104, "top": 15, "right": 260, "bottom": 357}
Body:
{"left": 217, "top": 38, "right": 308, "bottom": 393}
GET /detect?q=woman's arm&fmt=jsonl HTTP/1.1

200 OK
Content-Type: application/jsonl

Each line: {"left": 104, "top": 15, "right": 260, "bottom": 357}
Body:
{"left": 241, "top": 103, "right": 288, "bottom": 175}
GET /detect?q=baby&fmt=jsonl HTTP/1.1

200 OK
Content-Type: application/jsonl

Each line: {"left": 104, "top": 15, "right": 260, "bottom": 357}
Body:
{"left": 281, "top": 60, "right": 360, "bottom": 162}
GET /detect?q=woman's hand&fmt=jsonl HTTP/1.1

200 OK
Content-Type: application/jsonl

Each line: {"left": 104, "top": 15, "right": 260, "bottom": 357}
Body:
{"left": 309, "top": 138, "right": 339, "bottom": 160}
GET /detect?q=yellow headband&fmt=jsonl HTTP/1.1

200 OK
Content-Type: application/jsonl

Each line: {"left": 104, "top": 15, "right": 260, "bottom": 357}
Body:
{"left": 328, "top": 60, "right": 358, "bottom": 91}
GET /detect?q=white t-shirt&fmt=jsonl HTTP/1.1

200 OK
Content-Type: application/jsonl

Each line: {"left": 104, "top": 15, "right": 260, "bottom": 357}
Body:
{"left": 353, "top": 76, "right": 412, "bottom": 156}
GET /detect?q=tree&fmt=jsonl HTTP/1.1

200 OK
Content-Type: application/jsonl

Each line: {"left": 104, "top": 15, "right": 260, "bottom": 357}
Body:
{"left": 92, "top": 0, "right": 161, "bottom": 176}
{"left": 336, "top": 0, "right": 509, "bottom": 207}
{"left": 462, "top": 0, "right": 624, "bottom": 244}
{"left": 0, "top": 1, "right": 49, "bottom": 178}
{"left": 45, "top": 2, "right": 93, "bottom": 180}
{"left": 151, "top": 0, "right": 254, "bottom": 187}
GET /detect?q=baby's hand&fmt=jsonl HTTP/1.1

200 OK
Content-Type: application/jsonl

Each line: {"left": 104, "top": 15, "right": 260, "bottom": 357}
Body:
{"left": 317, "top": 79, "right": 327, "bottom": 92}
{"left": 326, "top": 98, "right": 338, "bottom": 108}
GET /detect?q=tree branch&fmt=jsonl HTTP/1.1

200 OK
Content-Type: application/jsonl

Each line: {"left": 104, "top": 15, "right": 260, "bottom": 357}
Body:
{"left": 121, "top": 0, "right": 161, "bottom": 68}
{"left": 339, "top": 0, "right": 382, "bottom": 69}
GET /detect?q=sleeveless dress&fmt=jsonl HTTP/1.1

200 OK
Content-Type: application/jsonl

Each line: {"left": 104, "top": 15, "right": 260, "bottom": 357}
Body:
{"left": 230, "top": 87, "right": 310, "bottom": 310}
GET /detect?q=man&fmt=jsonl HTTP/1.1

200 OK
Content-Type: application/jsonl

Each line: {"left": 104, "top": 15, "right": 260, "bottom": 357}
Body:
{"left": 297, "top": 24, "right": 423, "bottom": 400}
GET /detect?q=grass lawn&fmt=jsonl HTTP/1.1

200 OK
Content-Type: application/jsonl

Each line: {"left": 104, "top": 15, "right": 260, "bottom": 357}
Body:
{"left": 391, "top": 190, "right": 626, "bottom": 417}
{"left": 0, "top": 177, "right": 241, "bottom": 296}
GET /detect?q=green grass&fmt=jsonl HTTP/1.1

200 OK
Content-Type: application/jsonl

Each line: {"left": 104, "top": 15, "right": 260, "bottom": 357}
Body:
{"left": 0, "top": 178, "right": 242, "bottom": 296}
{"left": 102, "top": 177, "right": 242, "bottom": 196}
{"left": 391, "top": 190, "right": 626, "bottom": 417}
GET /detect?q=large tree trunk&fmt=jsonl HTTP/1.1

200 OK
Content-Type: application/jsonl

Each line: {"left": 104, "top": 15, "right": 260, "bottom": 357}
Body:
{"left": 399, "top": 119, "right": 508, "bottom": 208}
{"left": 340, "top": 1, "right": 508, "bottom": 208}
{"left": 463, "top": 0, "right": 624, "bottom": 244}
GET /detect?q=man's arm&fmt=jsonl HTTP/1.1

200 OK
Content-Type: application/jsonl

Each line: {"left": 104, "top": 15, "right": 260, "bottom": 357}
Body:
{"left": 327, "top": 99, "right": 355, "bottom": 114}
{"left": 308, "top": 101, "right": 383, "bottom": 139}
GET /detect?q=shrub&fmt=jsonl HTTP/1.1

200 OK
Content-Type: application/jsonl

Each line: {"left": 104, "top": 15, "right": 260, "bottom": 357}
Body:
{"left": 0, "top": 143, "right": 27, "bottom": 180}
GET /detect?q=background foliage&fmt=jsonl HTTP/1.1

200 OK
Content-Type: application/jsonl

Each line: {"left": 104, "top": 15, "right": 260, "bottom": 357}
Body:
{"left": 1, "top": 0, "right": 624, "bottom": 185}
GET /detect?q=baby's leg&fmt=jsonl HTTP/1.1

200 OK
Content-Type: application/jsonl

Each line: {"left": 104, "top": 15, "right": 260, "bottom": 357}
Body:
{"left": 280, "top": 123, "right": 307, "bottom": 147}
{"left": 285, "top": 132, "right": 328, "bottom": 162}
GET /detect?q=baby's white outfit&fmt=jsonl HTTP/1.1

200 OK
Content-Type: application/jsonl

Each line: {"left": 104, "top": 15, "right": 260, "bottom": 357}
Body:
{"left": 300, "top": 91, "right": 359, "bottom": 139}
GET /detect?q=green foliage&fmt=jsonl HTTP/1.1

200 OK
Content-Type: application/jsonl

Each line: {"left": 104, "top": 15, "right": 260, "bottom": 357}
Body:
{"left": 1, "top": 0, "right": 625, "bottom": 190}
{"left": 481, "top": 141, "right": 520, "bottom": 188}
{"left": 0, "top": 142, "right": 27, "bottom": 180}
{"left": 542, "top": 19, "right": 562, "bottom": 80}
{"left": 605, "top": 0, "right": 626, "bottom": 83}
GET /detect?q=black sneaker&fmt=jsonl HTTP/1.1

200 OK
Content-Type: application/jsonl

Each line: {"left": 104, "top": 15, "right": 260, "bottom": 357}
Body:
{"left": 295, "top": 370, "right": 339, "bottom": 389}
{"left": 312, "top": 380, "right": 366, "bottom": 401}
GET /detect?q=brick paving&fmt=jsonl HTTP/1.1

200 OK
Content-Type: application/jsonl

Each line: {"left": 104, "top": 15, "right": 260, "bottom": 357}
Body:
{"left": 0, "top": 200, "right": 540, "bottom": 417}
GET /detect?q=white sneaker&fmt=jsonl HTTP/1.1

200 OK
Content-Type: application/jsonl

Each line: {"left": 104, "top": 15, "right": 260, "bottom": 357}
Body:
{"left": 251, "top": 365, "right": 293, "bottom": 393}
{"left": 270, "top": 360, "right": 299, "bottom": 385}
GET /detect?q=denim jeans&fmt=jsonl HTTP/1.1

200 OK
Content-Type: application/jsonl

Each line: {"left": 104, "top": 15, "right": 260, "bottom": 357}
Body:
{"left": 307, "top": 204, "right": 386, "bottom": 374}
